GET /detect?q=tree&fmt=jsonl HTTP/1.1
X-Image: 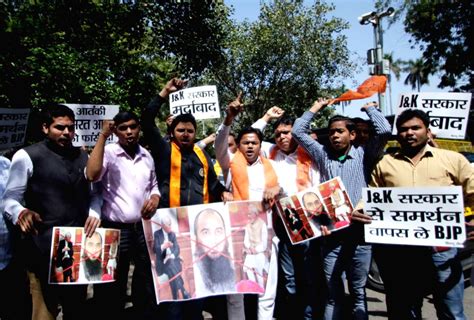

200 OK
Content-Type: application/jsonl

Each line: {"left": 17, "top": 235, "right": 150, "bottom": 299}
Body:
{"left": 376, "top": 0, "right": 474, "bottom": 91}
{"left": 383, "top": 52, "right": 403, "bottom": 112}
{"left": 402, "top": 58, "right": 430, "bottom": 92}
{"left": 0, "top": 1, "right": 229, "bottom": 141}
{"left": 201, "top": 0, "right": 355, "bottom": 133}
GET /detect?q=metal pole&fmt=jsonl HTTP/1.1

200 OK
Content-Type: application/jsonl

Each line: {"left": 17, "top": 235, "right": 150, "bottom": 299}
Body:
{"left": 373, "top": 18, "right": 386, "bottom": 115}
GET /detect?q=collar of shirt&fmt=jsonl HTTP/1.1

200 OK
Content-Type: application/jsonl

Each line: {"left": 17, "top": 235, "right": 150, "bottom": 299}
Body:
{"left": 393, "top": 144, "right": 434, "bottom": 161}
{"left": 328, "top": 145, "right": 357, "bottom": 162}
{"left": 111, "top": 142, "right": 145, "bottom": 161}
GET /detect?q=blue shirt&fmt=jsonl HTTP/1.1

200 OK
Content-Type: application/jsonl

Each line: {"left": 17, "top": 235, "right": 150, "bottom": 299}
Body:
{"left": 292, "top": 106, "right": 391, "bottom": 205}
{"left": 0, "top": 156, "right": 11, "bottom": 270}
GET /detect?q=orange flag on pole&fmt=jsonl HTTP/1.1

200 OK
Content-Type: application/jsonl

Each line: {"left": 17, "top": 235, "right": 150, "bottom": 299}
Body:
{"left": 329, "top": 75, "right": 387, "bottom": 105}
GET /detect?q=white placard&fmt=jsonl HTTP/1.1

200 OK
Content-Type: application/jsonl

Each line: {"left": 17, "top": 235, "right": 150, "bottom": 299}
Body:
{"left": 65, "top": 104, "right": 119, "bottom": 146}
{"left": 169, "top": 85, "right": 220, "bottom": 120}
{"left": 392, "top": 92, "right": 472, "bottom": 139}
{"left": 0, "top": 108, "right": 30, "bottom": 150}
{"left": 363, "top": 186, "right": 466, "bottom": 247}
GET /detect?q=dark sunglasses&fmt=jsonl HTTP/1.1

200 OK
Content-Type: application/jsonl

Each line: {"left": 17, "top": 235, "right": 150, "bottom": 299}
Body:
{"left": 116, "top": 123, "right": 139, "bottom": 131}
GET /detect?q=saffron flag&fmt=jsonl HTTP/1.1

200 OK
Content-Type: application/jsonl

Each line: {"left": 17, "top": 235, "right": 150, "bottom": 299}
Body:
{"left": 330, "top": 75, "right": 387, "bottom": 104}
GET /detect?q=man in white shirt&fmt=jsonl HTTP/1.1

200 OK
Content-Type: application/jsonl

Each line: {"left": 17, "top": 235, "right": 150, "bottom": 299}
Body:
{"left": 215, "top": 94, "right": 282, "bottom": 320}
{"left": 250, "top": 108, "right": 323, "bottom": 319}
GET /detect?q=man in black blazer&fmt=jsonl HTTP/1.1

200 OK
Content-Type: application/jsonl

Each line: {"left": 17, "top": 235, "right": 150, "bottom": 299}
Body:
{"left": 154, "top": 215, "right": 189, "bottom": 300}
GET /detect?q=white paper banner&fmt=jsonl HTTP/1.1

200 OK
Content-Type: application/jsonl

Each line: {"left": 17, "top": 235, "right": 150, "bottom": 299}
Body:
{"left": 169, "top": 85, "right": 220, "bottom": 120}
{"left": 393, "top": 92, "right": 472, "bottom": 139}
{"left": 363, "top": 186, "right": 466, "bottom": 247}
{"left": 0, "top": 108, "right": 30, "bottom": 150}
{"left": 65, "top": 104, "right": 119, "bottom": 146}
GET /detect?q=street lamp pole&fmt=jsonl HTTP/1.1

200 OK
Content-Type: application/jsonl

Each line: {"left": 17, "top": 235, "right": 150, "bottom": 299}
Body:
{"left": 359, "top": 7, "right": 395, "bottom": 115}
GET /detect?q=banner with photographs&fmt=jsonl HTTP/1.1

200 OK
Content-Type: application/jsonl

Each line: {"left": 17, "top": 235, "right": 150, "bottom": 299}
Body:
{"left": 275, "top": 177, "right": 353, "bottom": 245}
{"left": 142, "top": 200, "right": 276, "bottom": 303}
{"left": 362, "top": 186, "right": 466, "bottom": 247}
{"left": 64, "top": 104, "right": 119, "bottom": 147}
{"left": 392, "top": 92, "right": 472, "bottom": 139}
{"left": 49, "top": 227, "right": 121, "bottom": 284}
{"left": 169, "top": 85, "right": 220, "bottom": 120}
{"left": 0, "top": 108, "right": 30, "bottom": 151}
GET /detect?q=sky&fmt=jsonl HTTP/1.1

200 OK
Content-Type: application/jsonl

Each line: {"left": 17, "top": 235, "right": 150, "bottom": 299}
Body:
{"left": 225, "top": 0, "right": 444, "bottom": 118}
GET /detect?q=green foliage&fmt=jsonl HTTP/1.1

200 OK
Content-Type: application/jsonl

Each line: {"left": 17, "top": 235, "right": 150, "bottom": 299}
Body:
{"left": 202, "top": 0, "right": 355, "bottom": 135}
{"left": 0, "top": 1, "right": 229, "bottom": 108}
{"left": 146, "top": 0, "right": 229, "bottom": 77}
{"left": 0, "top": 0, "right": 229, "bottom": 142}
{"left": 402, "top": 58, "right": 430, "bottom": 92}
{"left": 376, "top": 0, "right": 474, "bottom": 90}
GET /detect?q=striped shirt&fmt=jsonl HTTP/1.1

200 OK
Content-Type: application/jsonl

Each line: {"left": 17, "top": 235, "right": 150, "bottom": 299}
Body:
{"left": 292, "top": 106, "right": 391, "bottom": 205}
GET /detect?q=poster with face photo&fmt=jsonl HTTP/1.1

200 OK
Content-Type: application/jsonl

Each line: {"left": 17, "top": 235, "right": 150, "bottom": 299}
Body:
{"left": 48, "top": 227, "right": 120, "bottom": 284}
{"left": 142, "top": 200, "right": 276, "bottom": 304}
{"left": 276, "top": 177, "right": 352, "bottom": 245}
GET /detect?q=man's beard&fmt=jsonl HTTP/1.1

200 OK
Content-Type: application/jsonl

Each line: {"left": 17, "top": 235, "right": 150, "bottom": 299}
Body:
{"left": 196, "top": 245, "right": 235, "bottom": 293}
{"left": 83, "top": 259, "right": 103, "bottom": 281}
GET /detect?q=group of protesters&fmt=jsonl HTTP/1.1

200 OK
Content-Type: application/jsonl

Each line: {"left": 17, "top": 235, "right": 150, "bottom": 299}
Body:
{"left": 0, "top": 77, "right": 472, "bottom": 320}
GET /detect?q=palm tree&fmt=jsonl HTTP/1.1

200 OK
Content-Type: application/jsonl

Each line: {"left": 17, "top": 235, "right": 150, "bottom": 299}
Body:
{"left": 403, "top": 58, "right": 430, "bottom": 92}
{"left": 384, "top": 52, "right": 403, "bottom": 114}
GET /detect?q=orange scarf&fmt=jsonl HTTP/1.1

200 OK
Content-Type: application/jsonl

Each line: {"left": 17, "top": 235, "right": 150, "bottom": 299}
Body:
{"left": 230, "top": 151, "right": 278, "bottom": 200}
{"left": 169, "top": 142, "right": 209, "bottom": 207}
{"left": 269, "top": 146, "right": 312, "bottom": 191}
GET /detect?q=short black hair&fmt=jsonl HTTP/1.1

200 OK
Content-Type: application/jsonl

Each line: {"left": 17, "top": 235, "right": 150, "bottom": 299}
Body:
{"left": 352, "top": 117, "right": 368, "bottom": 125}
{"left": 42, "top": 104, "right": 75, "bottom": 127}
{"left": 328, "top": 115, "right": 356, "bottom": 132}
{"left": 396, "top": 109, "right": 430, "bottom": 132}
{"left": 170, "top": 113, "right": 197, "bottom": 133}
{"left": 236, "top": 127, "right": 263, "bottom": 144}
{"left": 272, "top": 115, "right": 295, "bottom": 133}
{"left": 113, "top": 111, "right": 140, "bottom": 126}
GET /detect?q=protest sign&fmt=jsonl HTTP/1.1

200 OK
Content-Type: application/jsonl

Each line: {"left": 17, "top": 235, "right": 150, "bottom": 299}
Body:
{"left": 142, "top": 200, "right": 276, "bottom": 303}
{"left": 276, "top": 177, "right": 352, "bottom": 245}
{"left": 392, "top": 92, "right": 472, "bottom": 139}
{"left": 363, "top": 186, "right": 466, "bottom": 247}
{"left": 49, "top": 227, "right": 120, "bottom": 284}
{"left": 0, "top": 108, "right": 30, "bottom": 151}
{"left": 169, "top": 85, "right": 220, "bottom": 120}
{"left": 64, "top": 104, "right": 119, "bottom": 146}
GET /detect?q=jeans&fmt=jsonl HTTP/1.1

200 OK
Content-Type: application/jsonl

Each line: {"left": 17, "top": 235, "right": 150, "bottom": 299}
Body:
{"left": 374, "top": 245, "right": 466, "bottom": 320}
{"left": 432, "top": 247, "right": 466, "bottom": 320}
{"left": 346, "top": 244, "right": 371, "bottom": 320}
{"left": 322, "top": 238, "right": 371, "bottom": 320}
{"left": 322, "top": 240, "right": 345, "bottom": 320}
{"left": 94, "top": 221, "right": 157, "bottom": 319}
{"left": 276, "top": 228, "right": 323, "bottom": 320}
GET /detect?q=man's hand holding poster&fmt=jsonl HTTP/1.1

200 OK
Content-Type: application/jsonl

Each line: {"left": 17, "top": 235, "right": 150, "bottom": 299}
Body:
{"left": 142, "top": 200, "right": 276, "bottom": 303}
{"left": 276, "top": 177, "right": 353, "bottom": 245}
{"left": 362, "top": 186, "right": 466, "bottom": 247}
{"left": 49, "top": 227, "right": 121, "bottom": 284}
